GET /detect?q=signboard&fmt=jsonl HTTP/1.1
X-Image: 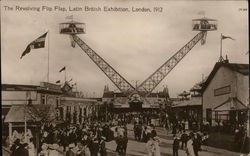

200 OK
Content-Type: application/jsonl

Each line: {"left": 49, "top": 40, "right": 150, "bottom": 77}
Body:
{"left": 214, "top": 85, "right": 231, "bottom": 96}
{"left": 40, "top": 82, "right": 61, "bottom": 91}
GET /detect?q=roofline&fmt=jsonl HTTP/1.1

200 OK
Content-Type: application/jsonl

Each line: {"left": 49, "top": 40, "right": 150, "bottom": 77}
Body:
{"left": 201, "top": 62, "right": 249, "bottom": 93}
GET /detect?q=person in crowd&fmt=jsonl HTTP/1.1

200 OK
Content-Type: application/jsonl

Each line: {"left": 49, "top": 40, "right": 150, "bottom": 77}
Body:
{"left": 60, "top": 131, "right": 69, "bottom": 152}
{"left": 28, "top": 138, "right": 35, "bottom": 156}
{"left": 186, "top": 133, "right": 195, "bottom": 156}
{"left": 10, "top": 139, "right": 21, "bottom": 156}
{"left": 178, "top": 121, "right": 183, "bottom": 134}
{"left": 146, "top": 135, "right": 155, "bottom": 156}
{"left": 173, "top": 134, "right": 180, "bottom": 156}
{"left": 180, "top": 130, "right": 188, "bottom": 149}
{"left": 48, "top": 143, "right": 60, "bottom": 156}
{"left": 142, "top": 126, "right": 148, "bottom": 143}
{"left": 99, "top": 136, "right": 107, "bottom": 156}
{"left": 121, "top": 134, "right": 128, "bottom": 156}
{"left": 15, "top": 143, "right": 29, "bottom": 156}
{"left": 90, "top": 137, "right": 99, "bottom": 156}
{"left": 115, "top": 134, "right": 125, "bottom": 156}
{"left": 151, "top": 125, "right": 157, "bottom": 138}
{"left": 66, "top": 143, "right": 76, "bottom": 156}
{"left": 133, "top": 122, "right": 139, "bottom": 141}
{"left": 193, "top": 133, "right": 200, "bottom": 156}
{"left": 153, "top": 136, "right": 161, "bottom": 156}
{"left": 80, "top": 133, "right": 91, "bottom": 155}
{"left": 76, "top": 141, "right": 90, "bottom": 156}
{"left": 38, "top": 143, "right": 49, "bottom": 156}
{"left": 172, "top": 122, "right": 177, "bottom": 134}
{"left": 137, "top": 122, "right": 142, "bottom": 141}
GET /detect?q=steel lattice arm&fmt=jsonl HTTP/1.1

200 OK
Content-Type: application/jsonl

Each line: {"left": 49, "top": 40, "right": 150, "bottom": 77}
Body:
{"left": 137, "top": 31, "right": 207, "bottom": 94}
{"left": 72, "top": 35, "right": 135, "bottom": 93}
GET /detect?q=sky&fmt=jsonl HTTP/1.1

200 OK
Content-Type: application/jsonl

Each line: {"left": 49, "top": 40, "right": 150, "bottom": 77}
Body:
{"left": 1, "top": 0, "right": 249, "bottom": 98}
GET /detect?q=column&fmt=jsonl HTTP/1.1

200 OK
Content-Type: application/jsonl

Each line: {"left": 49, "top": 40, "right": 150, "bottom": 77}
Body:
{"left": 63, "top": 106, "right": 66, "bottom": 121}
{"left": 76, "top": 105, "right": 79, "bottom": 124}
{"left": 9, "top": 123, "right": 12, "bottom": 145}
{"left": 71, "top": 106, "right": 74, "bottom": 124}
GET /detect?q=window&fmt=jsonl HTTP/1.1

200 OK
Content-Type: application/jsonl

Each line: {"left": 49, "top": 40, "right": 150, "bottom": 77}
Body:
{"left": 41, "top": 95, "right": 46, "bottom": 104}
{"left": 206, "top": 109, "right": 212, "bottom": 123}
{"left": 56, "top": 97, "right": 60, "bottom": 108}
{"left": 214, "top": 85, "right": 231, "bottom": 96}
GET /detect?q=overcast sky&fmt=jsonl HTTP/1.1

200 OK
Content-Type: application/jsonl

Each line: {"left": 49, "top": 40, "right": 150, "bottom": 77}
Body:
{"left": 1, "top": 0, "right": 248, "bottom": 97}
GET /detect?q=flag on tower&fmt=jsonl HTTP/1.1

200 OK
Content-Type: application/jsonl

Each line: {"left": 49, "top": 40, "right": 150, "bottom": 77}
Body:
{"left": 20, "top": 32, "right": 48, "bottom": 59}
{"left": 56, "top": 80, "right": 60, "bottom": 83}
{"left": 221, "top": 35, "right": 235, "bottom": 40}
{"left": 59, "top": 66, "right": 66, "bottom": 72}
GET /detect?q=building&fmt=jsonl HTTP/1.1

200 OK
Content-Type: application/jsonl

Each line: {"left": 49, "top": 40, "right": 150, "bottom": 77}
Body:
{"left": 172, "top": 80, "right": 204, "bottom": 124}
{"left": 2, "top": 82, "right": 62, "bottom": 143}
{"left": 102, "top": 85, "right": 171, "bottom": 113}
{"left": 2, "top": 82, "right": 100, "bottom": 143}
{"left": 60, "top": 96, "right": 101, "bottom": 124}
{"left": 201, "top": 60, "right": 249, "bottom": 130}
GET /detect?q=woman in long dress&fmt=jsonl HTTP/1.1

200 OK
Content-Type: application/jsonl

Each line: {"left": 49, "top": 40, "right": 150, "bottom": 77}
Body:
{"left": 153, "top": 136, "right": 161, "bottom": 156}
{"left": 146, "top": 136, "right": 155, "bottom": 156}
{"left": 186, "top": 133, "right": 195, "bottom": 156}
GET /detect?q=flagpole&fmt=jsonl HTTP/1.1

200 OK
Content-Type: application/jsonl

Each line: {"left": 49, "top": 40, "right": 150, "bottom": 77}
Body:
{"left": 220, "top": 33, "right": 222, "bottom": 59}
{"left": 47, "top": 30, "right": 50, "bottom": 82}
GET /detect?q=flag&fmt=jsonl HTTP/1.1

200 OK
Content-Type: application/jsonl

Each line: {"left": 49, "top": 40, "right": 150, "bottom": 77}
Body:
{"left": 221, "top": 35, "right": 235, "bottom": 40}
{"left": 68, "top": 78, "right": 73, "bottom": 82}
{"left": 56, "top": 80, "right": 60, "bottom": 83}
{"left": 20, "top": 32, "right": 48, "bottom": 59}
{"left": 59, "top": 66, "right": 66, "bottom": 72}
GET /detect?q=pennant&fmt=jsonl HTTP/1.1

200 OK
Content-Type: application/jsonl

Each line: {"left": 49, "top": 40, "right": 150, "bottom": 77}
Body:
{"left": 20, "top": 32, "right": 48, "bottom": 59}
{"left": 59, "top": 66, "right": 66, "bottom": 72}
{"left": 56, "top": 80, "right": 60, "bottom": 83}
{"left": 221, "top": 35, "right": 235, "bottom": 40}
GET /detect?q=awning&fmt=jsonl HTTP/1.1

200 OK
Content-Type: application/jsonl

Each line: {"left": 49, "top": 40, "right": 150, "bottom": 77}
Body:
{"left": 4, "top": 105, "right": 55, "bottom": 123}
{"left": 214, "top": 97, "right": 247, "bottom": 111}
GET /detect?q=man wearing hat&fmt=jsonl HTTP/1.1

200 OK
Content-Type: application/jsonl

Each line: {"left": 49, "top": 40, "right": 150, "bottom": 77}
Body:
{"left": 66, "top": 143, "right": 76, "bottom": 156}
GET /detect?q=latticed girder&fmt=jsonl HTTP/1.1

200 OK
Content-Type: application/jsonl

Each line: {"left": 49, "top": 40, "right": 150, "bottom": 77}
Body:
{"left": 72, "top": 35, "right": 135, "bottom": 93}
{"left": 137, "top": 31, "right": 206, "bottom": 94}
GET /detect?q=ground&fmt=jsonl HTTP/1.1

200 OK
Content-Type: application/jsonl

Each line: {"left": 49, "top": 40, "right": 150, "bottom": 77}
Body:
{"left": 2, "top": 124, "right": 247, "bottom": 156}
{"left": 105, "top": 124, "right": 244, "bottom": 156}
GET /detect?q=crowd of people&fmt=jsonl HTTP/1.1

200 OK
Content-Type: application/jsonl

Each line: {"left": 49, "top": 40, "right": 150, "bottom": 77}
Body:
{"left": 8, "top": 120, "right": 130, "bottom": 156}
{"left": 6, "top": 111, "right": 248, "bottom": 156}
